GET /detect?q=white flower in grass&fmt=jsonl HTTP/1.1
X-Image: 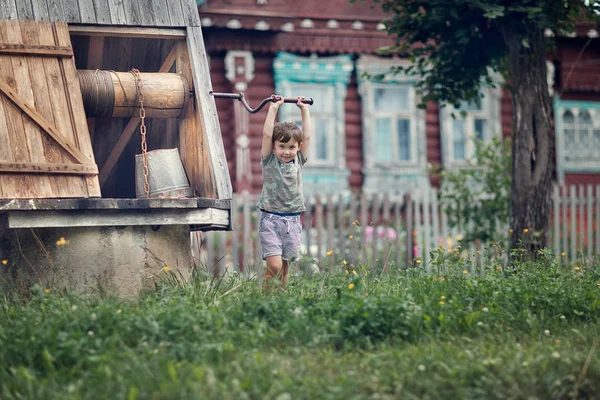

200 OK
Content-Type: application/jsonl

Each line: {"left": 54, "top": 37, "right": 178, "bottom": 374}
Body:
{"left": 552, "top": 351, "right": 561, "bottom": 359}
{"left": 91, "top": 313, "right": 97, "bottom": 321}
{"left": 522, "top": 361, "right": 529, "bottom": 366}
{"left": 71, "top": 305, "right": 78, "bottom": 311}
{"left": 293, "top": 307, "right": 303, "bottom": 317}
{"left": 482, "top": 307, "right": 489, "bottom": 312}
{"left": 544, "top": 329, "right": 551, "bottom": 336}
{"left": 87, "top": 330, "right": 95, "bottom": 336}
{"left": 560, "top": 315, "right": 566, "bottom": 320}
{"left": 115, "top": 309, "right": 122, "bottom": 316}
{"left": 417, "top": 364, "right": 426, "bottom": 372}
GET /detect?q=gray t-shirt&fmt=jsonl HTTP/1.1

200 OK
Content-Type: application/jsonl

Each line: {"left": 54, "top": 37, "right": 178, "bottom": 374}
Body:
{"left": 257, "top": 151, "right": 307, "bottom": 213}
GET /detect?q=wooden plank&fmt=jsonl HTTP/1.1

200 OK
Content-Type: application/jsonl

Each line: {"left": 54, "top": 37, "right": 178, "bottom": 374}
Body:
{"left": 151, "top": 0, "right": 171, "bottom": 26}
{"left": 587, "top": 185, "right": 593, "bottom": 262}
{"left": 177, "top": 41, "right": 214, "bottom": 198}
{"left": 167, "top": 0, "right": 186, "bottom": 27}
{"left": 15, "top": 0, "right": 34, "bottom": 19}
{"left": 382, "top": 193, "right": 390, "bottom": 272}
{"left": 0, "top": 162, "right": 97, "bottom": 175}
{"left": 0, "top": 0, "right": 18, "bottom": 20}
{"left": 7, "top": 208, "right": 229, "bottom": 228}
{"left": 578, "top": 185, "right": 585, "bottom": 255}
{"left": 315, "top": 195, "right": 323, "bottom": 266}
{"left": 231, "top": 194, "right": 239, "bottom": 269}
{"left": 54, "top": 22, "right": 101, "bottom": 196}
{"left": 68, "top": 25, "right": 186, "bottom": 39}
{"left": 135, "top": 0, "right": 154, "bottom": 25}
{"left": 107, "top": 0, "right": 127, "bottom": 24}
{"left": 596, "top": 185, "right": 600, "bottom": 257}
{"left": 46, "top": 0, "right": 65, "bottom": 21}
{"left": 561, "top": 185, "right": 568, "bottom": 259}
{"left": 61, "top": 0, "right": 81, "bottom": 23}
{"left": 1, "top": 20, "right": 53, "bottom": 198}
{"left": 553, "top": 185, "right": 560, "bottom": 259}
{"left": 121, "top": 0, "right": 142, "bottom": 26}
{"left": 423, "top": 189, "right": 431, "bottom": 269}
{"left": 180, "top": 0, "right": 200, "bottom": 27}
{"left": 326, "top": 194, "right": 334, "bottom": 271}
{"left": 405, "top": 193, "right": 414, "bottom": 268}
{"left": 0, "top": 197, "right": 229, "bottom": 211}
{"left": 337, "top": 192, "right": 345, "bottom": 267}
{"left": 360, "top": 194, "right": 367, "bottom": 266}
{"left": 187, "top": 26, "right": 232, "bottom": 199}
{"left": 570, "top": 185, "right": 576, "bottom": 263}
{"left": 0, "top": 79, "right": 91, "bottom": 165}
{"left": 77, "top": 0, "right": 96, "bottom": 23}
{"left": 370, "top": 194, "right": 379, "bottom": 268}
{"left": 304, "top": 196, "right": 312, "bottom": 258}
{"left": 0, "top": 43, "right": 73, "bottom": 57}
{"left": 242, "top": 191, "right": 251, "bottom": 272}
{"left": 91, "top": 0, "right": 111, "bottom": 24}
{"left": 37, "top": 21, "right": 86, "bottom": 198}
{"left": 393, "top": 199, "right": 402, "bottom": 269}
{"left": 31, "top": 0, "right": 50, "bottom": 21}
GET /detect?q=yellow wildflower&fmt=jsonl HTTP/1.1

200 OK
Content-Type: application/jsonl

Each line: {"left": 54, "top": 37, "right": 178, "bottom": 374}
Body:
{"left": 574, "top": 266, "right": 580, "bottom": 271}
{"left": 523, "top": 228, "right": 530, "bottom": 233}
{"left": 348, "top": 283, "right": 355, "bottom": 290}
{"left": 56, "top": 237, "right": 70, "bottom": 246}
{"left": 163, "top": 265, "right": 171, "bottom": 272}
{"left": 462, "top": 270, "right": 468, "bottom": 275}
{"left": 440, "top": 295, "right": 446, "bottom": 300}
{"left": 349, "top": 235, "right": 354, "bottom": 239}
{"left": 345, "top": 270, "right": 349, "bottom": 274}
{"left": 352, "top": 270, "right": 357, "bottom": 275}
{"left": 439, "top": 301, "right": 445, "bottom": 305}
{"left": 44, "top": 288, "right": 50, "bottom": 294}
{"left": 343, "top": 260, "right": 347, "bottom": 265}
{"left": 441, "top": 277, "right": 446, "bottom": 282}
{"left": 561, "top": 252, "right": 566, "bottom": 257}
{"left": 1, "top": 259, "right": 7, "bottom": 265}
{"left": 415, "top": 259, "right": 422, "bottom": 264}
{"left": 509, "top": 228, "right": 514, "bottom": 233}
{"left": 352, "top": 220, "right": 359, "bottom": 226}
{"left": 326, "top": 250, "right": 333, "bottom": 256}
{"left": 496, "top": 265, "right": 502, "bottom": 271}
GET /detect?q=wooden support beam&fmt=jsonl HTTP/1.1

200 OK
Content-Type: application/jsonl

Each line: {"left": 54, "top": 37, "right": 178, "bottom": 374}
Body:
{"left": 0, "top": 78, "right": 91, "bottom": 165}
{"left": 6, "top": 208, "right": 229, "bottom": 228}
{"left": 68, "top": 25, "right": 186, "bottom": 39}
{"left": 0, "top": 197, "right": 231, "bottom": 211}
{"left": 0, "top": 43, "right": 73, "bottom": 57}
{"left": 0, "top": 162, "right": 98, "bottom": 175}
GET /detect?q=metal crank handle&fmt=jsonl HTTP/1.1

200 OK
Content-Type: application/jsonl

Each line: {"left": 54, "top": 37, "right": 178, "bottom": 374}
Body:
{"left": 209, "top": 91, "right": 314, "bottom": 114}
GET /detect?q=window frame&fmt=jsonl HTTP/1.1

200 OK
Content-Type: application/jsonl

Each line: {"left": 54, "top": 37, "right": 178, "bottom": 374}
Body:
{"left": 554, "top": 99, "right": 600, "bottom": 181}
{"left": 439, "top": 83, "right": 502, "bottom": 169}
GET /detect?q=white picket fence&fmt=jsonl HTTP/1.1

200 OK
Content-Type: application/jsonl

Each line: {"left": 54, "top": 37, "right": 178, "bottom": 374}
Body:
{"left": 193, "top": 185, "right": 600, "bottom": 275}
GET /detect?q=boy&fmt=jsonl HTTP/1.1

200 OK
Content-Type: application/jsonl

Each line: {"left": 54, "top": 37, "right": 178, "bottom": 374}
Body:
{"left": 258, "top": 94, "right": 311, "bottom": 290}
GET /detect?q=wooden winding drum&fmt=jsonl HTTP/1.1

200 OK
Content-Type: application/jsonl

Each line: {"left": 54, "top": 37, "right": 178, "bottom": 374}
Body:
{"left": 77, "top": 70, "right": 190, "bottom": 118}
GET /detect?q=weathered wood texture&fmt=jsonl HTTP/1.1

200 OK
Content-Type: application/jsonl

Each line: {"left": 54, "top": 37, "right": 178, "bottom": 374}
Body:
{"left": 186, "top": 26, "right": 232, "bottom": 199}
{"left": 0, "top": 0, "right": 200, "bottom": 27}
{"left": 0, "top": 197, "right": 231, "bottom": 211}
{"left": 0, "top": 20, "right": 100, "bottom": 199}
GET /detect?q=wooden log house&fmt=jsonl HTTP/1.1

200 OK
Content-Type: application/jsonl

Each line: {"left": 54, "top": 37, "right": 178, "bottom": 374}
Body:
{"left": 0, "top": 0, "right": 232, "bottom": 295}
{"left": 198, "top": 0, "right": 600, "bottom": 198}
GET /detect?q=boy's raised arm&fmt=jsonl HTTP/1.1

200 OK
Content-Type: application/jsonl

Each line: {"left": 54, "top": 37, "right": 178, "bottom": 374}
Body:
{"left": 261, "top": 95, "right": 284, "bottom": 159}
{"left": 297, "top": 97, "right": 312, "bottom": 160}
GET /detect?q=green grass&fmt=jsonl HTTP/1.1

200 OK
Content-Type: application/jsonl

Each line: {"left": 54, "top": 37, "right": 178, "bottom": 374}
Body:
{"left": 1, "top": 258, "right": 600, "bottom": 399}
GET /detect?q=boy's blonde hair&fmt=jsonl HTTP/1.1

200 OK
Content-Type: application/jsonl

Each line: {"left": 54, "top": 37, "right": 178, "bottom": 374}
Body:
{"left": 272, "top": 121, "right": 302, "bottom": 144}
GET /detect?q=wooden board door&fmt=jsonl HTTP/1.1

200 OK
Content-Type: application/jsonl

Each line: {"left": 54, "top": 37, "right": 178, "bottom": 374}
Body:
{"left": 0, "top": 20, "right": 100, "bottom": 199}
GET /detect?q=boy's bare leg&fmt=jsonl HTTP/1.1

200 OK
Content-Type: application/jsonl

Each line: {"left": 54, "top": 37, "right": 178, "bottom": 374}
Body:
{"left": 264, "top": 255, "right": 283, "bottom": 292}
{"left": 281, "top": 260, "right": 290, "bottom": 288}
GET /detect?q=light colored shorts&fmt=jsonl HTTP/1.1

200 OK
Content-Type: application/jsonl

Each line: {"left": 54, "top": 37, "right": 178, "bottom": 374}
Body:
{"left": 258, "top": 211, "right": 302, "bottom": 261}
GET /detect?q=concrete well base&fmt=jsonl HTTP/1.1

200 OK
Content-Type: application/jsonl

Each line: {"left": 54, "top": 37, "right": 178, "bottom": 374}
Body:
{"left": 0, "top": 220, "right": 192, "bottom": 298}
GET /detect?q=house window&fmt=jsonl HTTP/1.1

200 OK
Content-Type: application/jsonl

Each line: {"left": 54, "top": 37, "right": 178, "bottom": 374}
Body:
{"left": 440, "top": 85, "right": 502, "bottom": 168}
{"left": 373, "top": 86, "right": 415, "bottom": 162}
{"left": 274, "top": 52, "right": 353, "bottom": 195}
{"left": 357, "top": 55, "right": 428, "bottom": 196}
{"left": 554, "top": 100, "right": 600, "bottom": 180}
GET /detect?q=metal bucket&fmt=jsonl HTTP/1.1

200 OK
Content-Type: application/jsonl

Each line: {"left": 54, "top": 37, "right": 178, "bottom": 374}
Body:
{"left": 135, "top": 148, "right": 193, "bottom": 199}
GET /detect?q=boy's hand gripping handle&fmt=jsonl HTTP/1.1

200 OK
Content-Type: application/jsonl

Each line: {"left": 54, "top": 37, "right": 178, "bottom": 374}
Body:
{"left": 209, "top": 91, "right": 314, "bottom": 113}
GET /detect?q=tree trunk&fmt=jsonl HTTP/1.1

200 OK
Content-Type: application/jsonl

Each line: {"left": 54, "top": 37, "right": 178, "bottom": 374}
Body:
{"left": 505, "top": 27, "right": 555, "bottom": 259}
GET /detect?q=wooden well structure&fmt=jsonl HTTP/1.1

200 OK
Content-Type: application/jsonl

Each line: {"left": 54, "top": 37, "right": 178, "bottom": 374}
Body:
{"left": 0, "top": 1, "right": 232, "bottom": 295}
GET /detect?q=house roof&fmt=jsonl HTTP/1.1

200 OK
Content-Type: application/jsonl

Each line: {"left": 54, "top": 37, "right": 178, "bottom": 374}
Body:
{"left": 199, "top": 0, "right": 394, "bottom": 54}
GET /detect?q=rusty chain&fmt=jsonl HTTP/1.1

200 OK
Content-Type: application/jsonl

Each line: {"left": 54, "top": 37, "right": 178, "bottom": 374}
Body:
{"left": 131, "top": 68, "right": 150, "bottom": 198}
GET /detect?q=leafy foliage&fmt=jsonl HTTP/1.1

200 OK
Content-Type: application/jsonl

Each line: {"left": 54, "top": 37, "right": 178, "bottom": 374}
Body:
{"left": 363, "top": 0, "right": 600, "bottom": 107}
{"left": 437, "top": 136, "right": 512, "bottom": 245}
